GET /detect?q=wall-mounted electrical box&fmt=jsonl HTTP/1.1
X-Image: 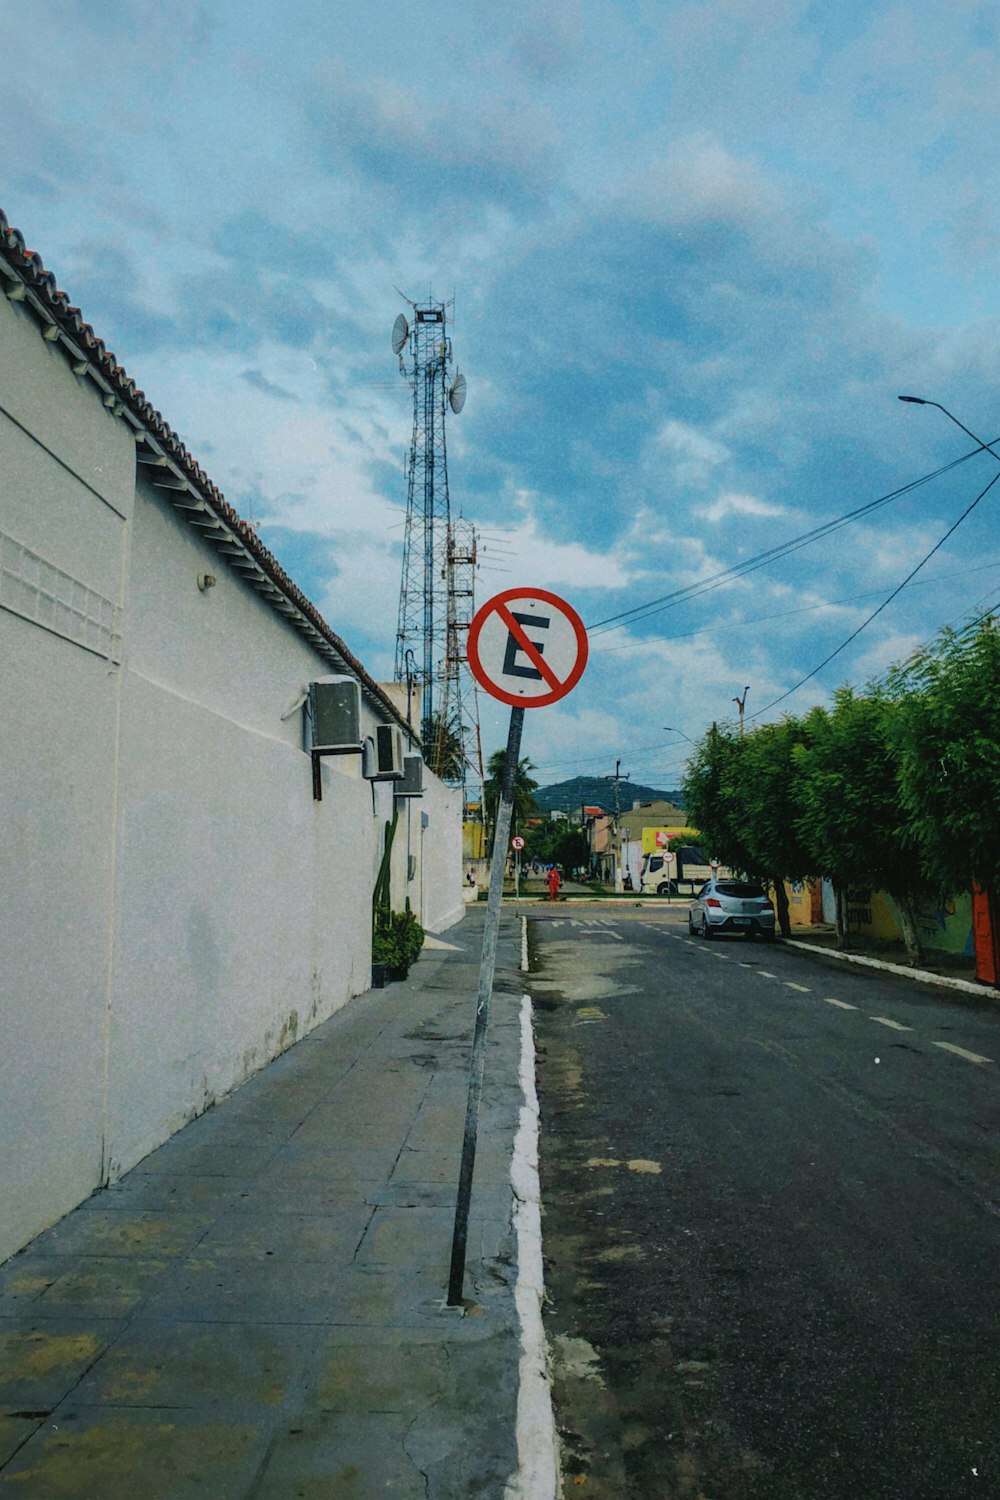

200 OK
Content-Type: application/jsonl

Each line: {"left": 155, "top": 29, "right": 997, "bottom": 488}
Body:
{"left": 308, "top": 676, "right": 362, "bottom": 752}
{"left": 395, "top": 754, "right": 424, "bottom": 798}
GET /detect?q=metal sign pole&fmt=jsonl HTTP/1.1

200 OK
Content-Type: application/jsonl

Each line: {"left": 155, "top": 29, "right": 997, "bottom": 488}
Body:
{"left": 447, "top": 705, "right": 524, "bottom": 1307}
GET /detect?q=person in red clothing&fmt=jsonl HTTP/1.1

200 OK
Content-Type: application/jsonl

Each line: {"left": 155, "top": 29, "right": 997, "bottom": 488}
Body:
{"left": 546, "top": 866, "right": 563, "bottom": 902}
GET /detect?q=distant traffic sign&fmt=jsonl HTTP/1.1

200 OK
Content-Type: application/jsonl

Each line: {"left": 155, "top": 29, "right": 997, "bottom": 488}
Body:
{"left": 467, "top": 587, "right": 588, "bottom": 708}
{"left": 511, "top": 836, "right": 525, "bottom": 851}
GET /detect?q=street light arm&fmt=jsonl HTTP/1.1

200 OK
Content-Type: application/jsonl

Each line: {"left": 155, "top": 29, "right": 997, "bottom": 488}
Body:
{"left": 898, "top": 396, "right": 1000, "bottom": 465}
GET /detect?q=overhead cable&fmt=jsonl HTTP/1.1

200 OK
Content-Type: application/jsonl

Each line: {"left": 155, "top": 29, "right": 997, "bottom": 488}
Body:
{"left": 750, "top": 468, "right": 1000, "bottom": 720}
{"left": 586, "top": 444, "right": 992, "bottom": 636}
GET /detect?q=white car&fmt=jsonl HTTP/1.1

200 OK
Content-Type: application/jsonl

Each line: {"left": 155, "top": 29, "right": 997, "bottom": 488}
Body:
{"left": 688, "top": 878, "right": 776, "bottom": 940}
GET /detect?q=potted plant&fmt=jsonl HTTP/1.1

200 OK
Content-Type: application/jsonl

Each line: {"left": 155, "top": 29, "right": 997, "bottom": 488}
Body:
{"left": 370, "top": 808, "right": 425, "bottom": 985}
{"left": 388, "top": 907, "right": 424, "bottom": 980}
{"left": 371, "top": 929, "right": 393, "bottom": 987}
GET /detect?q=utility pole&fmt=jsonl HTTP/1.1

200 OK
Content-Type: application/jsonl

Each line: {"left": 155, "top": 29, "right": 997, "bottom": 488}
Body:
{"left": 733, "top": 686, "right": 750, "bottom": 737}
{"left": 603, "top": 759, "right": 630, "bottom": 889}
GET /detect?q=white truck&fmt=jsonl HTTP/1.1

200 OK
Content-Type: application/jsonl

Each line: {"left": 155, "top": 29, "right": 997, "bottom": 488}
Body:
{"left": 639, "top": 844, "right": 718, "bottom": 896}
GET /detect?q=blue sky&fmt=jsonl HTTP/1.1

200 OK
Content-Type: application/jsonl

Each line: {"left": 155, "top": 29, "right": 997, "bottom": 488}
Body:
{"left": 5, "top": 0, "right": 1000, "bottom": 791}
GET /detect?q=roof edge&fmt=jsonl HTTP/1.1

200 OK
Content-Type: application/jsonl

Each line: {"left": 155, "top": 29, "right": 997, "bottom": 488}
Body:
{"left": 0, "top": 208, "right": 417, "bottom": 742}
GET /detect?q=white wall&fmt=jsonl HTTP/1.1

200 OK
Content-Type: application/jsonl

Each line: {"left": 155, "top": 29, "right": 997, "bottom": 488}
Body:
{"left": 0, "top": 292, "right": 135, "bottom": 1263}
{"left": 419, "top": 776, "right": 465, "bottom": 933}
{"left": 1, "top": 291, "right": 463, "bottom": 1263}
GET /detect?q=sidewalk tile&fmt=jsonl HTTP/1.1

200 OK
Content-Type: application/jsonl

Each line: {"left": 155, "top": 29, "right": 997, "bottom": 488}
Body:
{"left": 0, "top": 1319, "right": 123, "bottom": 1408}
{"left": 0, "top": 1408, "right": 269, "bottom": 1500}
{"left": 195, "top": 1204, "right": 373, "bottom": 1262}
{"left": 249, "top": 1411, "right": 426, "bottom": 1499}
{"left": 24, "top": 1211, "right": 212, "bottom": 1261}
{"left": 71, "top": 1320, "right": 324, "bottom": 1410}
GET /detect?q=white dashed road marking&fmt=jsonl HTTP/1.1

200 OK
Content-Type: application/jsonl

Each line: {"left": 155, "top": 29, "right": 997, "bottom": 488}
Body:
{"left": 932, "top": 1042, "right": 993, "bottom": 1065}
{"left": 544, "top": 921, "right": 998, "bottom": 1072}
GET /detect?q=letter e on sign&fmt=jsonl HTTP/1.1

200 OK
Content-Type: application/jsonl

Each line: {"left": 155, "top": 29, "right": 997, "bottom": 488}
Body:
{"left": 467, "top": 588, "right": 588, "bottom": 708}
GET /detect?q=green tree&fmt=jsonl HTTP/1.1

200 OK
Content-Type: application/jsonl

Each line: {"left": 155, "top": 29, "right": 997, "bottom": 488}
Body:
{"left": 793, "top": 688, "right": 929, "bottom": 963}
{"left": 681, "top": 723, "right": 752, "bottom": 871}
{"left": 683, "top": 718, "right": 813, "bottom": 937}
{"left": 523, "top": 821, "right": 561, "bottom": 866}
{"left": 484, "top": 750, "right": 539, "bottom": 855}
{"left": 552, "top": 828, "right": 590, "bottom": 874}
{"left": 737, "top": 718, "right": 815, "bottom": 938}
{"left": 886, "top": 615, "right": 1000, "bottom": 897}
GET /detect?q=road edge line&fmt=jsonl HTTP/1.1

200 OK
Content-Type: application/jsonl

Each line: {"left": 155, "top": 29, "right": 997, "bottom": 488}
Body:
{"left": 505, "top": 921, "right": 560, "bottom": 1500}
{"left": 783, "top": 939, "right": 1000, "bottom": 1002}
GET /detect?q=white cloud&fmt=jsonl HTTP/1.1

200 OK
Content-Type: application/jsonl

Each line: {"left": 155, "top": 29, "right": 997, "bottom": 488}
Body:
{"left": 701, "top": 491, "right": 787, "bottom": 523}
{"left": 617, "top": 131, "right": 783, "bottom": 230}
{"left": 479, "top": 488, "right": 631, "bottom": 593}
{"left": 655, "top": 419, "right": 730, "bottom": 487}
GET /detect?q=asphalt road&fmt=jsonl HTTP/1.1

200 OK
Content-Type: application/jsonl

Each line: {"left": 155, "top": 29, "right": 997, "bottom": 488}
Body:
{"left": 529, "top": 908, "right": 1000, "bottom": 1500}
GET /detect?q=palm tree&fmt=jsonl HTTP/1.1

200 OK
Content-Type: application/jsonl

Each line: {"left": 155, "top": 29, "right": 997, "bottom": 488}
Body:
{"left": 484, "top": 749, "right": 539, "bottom": 855}
{"left": 424, "top": 712, "right": 467, "bottom": 784}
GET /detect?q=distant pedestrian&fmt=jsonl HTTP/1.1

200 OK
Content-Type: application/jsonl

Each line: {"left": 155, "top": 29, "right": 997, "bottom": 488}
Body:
{"left": 546, "top": 866, "right": 562, "bottom": 902}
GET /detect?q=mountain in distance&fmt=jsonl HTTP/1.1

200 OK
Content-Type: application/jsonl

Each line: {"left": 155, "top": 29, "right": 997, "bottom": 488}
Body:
{"left": 532, "top": 775, "right": 685, "bottom": 816}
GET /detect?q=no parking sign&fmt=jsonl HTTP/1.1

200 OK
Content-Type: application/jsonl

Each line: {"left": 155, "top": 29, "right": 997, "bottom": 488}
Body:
{"left": 449, "top": 584, "right": 588, "bottom": 1309}
{"left": 467, "top": 587, "right": 588, "bottom": 708}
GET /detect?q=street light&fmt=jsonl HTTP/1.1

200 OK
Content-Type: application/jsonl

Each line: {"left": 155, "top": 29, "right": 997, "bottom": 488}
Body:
{"left": 663, "top": 726, "right": 696, "bottom": 745}
{"left": 898, "top": 396, "right": 1000, "bottom": 465}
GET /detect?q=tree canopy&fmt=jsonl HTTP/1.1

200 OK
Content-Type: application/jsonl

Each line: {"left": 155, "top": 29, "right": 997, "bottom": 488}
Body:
{"left": 680, "top": 611, "right": 1000, "bottom": 959}
{"left": 483, "top": 750, "right": 539, "bottom": 854}
{"left": 887, "top": 616, "right": 1000, "bottom": 896}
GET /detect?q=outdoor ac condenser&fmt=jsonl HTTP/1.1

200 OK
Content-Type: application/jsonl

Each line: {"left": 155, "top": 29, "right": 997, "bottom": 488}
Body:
{"left": 374, "top": 724, "right": 405, "bottom": 780}
{"left": 308, "top": 676, "right": 362, "bottom": 752}
{"left": 396, "top": 754, "right": 424, "bottom": 798}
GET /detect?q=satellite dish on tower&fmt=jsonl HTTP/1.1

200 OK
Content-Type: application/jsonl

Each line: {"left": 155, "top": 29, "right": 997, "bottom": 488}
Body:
{"left": 448, "top": 371, "right": 467, "bottom": 414}
{"left": 391, "top": 313, "right": 409, "bottom": 356}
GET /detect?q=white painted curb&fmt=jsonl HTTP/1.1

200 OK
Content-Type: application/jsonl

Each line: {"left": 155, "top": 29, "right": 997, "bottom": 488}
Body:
{"left": 505, "top": 919, "right": 560, "bottom": 1500}
{"left": 784, "top": 938, "right": 1000, "bottom": 1001}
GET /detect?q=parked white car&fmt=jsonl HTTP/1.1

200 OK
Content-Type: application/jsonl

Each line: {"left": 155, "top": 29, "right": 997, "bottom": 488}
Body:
{"left": 688, "top": 878, "right": 777, "bottom": 940}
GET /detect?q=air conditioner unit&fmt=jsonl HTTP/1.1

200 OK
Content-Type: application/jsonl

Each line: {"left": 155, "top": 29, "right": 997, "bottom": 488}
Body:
{"left": 308, "top": 676, "right": 362, "bottom": 752}
{"left": 395, "top": 754, "right": 424, "bottom": 798}
{"left": 372, "top": 724, "right": 404, "bottom": 780}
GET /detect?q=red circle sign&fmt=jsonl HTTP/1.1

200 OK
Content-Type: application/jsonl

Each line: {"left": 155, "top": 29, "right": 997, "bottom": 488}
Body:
{"left": 467, "top": 587, "right": 589, "bottom": 708}
{"left": 511, "top": 836, "right": 525, "bottom": 851}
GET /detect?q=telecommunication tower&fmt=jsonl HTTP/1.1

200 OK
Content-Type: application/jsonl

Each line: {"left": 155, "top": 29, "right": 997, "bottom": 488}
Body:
{"left": 392, "top": 298, "right": 481, "bottom": 790}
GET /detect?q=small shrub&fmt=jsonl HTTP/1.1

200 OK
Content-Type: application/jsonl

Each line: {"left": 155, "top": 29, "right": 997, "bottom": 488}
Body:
{"left": 372, "top": 908, "right": 425, "bottom": 978}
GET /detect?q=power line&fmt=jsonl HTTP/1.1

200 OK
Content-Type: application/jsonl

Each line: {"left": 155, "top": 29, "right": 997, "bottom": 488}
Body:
{"left": 529, "top": 738, "right": 683, "bottom": 775}
{"left": 589, "top": 558, "right": 1000, "bottom": 656}
{"left": 750, "top": 468, "right": 1000, "bottom": 720}
{"left": 586, "top": 444, "right": 991, "bottom": 636}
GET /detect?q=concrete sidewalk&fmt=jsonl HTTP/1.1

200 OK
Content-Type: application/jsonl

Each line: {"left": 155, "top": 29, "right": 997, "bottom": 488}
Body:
{"left": 0, "top": 911, "right": 540, "bottom": 1498}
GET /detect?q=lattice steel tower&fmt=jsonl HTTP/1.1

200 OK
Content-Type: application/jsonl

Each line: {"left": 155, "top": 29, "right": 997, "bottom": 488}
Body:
{"left": 392, "top": 298, "right": 480, "bottom": 788}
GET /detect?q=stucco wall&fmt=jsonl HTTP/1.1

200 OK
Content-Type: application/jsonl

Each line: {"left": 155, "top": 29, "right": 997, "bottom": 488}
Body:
{"left": 2, "top": 292, "right": 463, "bottom": 1262}
{"left": 419, "top": 775, "right": 465, "bottom": 933}
{"left": 1, "top": 292, "right": 136, "bottom": 1263}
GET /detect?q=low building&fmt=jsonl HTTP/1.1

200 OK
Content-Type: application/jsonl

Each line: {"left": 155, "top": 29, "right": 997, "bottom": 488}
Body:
{"left": 0, "top": 210, "right": 462, "bottom": 1262}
